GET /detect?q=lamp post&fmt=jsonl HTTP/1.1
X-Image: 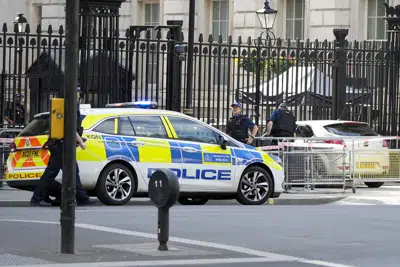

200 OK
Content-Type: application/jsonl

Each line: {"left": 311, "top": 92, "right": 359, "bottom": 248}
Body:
{"left": 14, "top": 13, "right": 27, "bottom": 33}
{"left": 256, "top": 1, "right": 277, "bottom": 46}
{"left": 13, "top": 13, "right": 27, "bottom": 127}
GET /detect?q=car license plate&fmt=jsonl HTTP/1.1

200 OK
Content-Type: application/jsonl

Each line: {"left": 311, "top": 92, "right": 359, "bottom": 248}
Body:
{"left": 356, "top": 162, "right": 376, "bottom": 169}
{"left": 21, "top": 150, "right": 40, "bottom": 158}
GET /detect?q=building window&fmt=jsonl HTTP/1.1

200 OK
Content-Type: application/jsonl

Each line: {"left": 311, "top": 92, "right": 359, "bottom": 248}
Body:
{"left": 34, "top": 5, "right": 42, "bottom": 27}
{"left": 211, "top": 0, "right": 229, "bottom": 86}
{"left": 144, "top": 3, "right": 160, "bottom": 84}
{"left": 212, "top": 0, "right": 229, "bottom": 41}
{"left": 367, "top": 0, "right": 387, "bottom": 40}
{"left": 286, "top": 0, "right": 305, "bottom": 40}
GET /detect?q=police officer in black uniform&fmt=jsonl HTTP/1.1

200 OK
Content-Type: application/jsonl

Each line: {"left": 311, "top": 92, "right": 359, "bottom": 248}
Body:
{"left": 227, "top": 102, "right": 259, "bottom": 145}
{"left": 4, "top": 93, "right": 26, "bottom": 127}
{"left": 30, "top": 86, "right": 96, "bottom": 207}
{"left": 265, "top": 103, "right": 296, "bottom": 145}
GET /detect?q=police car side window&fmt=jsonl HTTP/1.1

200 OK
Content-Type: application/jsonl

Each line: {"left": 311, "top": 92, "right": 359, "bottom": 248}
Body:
{"left": 93, "top": 118, "right": 116, "bottom": 135}
{"left": 129, "top": 116, "right": 168, "bottom": 138}
{"left": 167, "top": 117, "right": 218, "bottom": 144}
{"left": 119, "top": 117, "right": 135, "bottom": 136}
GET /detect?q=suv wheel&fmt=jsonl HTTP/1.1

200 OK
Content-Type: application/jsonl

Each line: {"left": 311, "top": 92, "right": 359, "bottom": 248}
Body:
{"left": 364, "top": 182, "right": 384, "bottom": 188}
{"left": 96, "top": 163, "right": 135, "bottom": 205}
{"left": 236, "top": 166, "right": 273, "bottom": 205}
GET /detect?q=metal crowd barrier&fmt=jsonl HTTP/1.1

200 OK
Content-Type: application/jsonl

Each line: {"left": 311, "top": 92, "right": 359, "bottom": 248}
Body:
{"left": 0, "top": 128, "right": 23, "bottom": 187}
{"left": 255, "top": 136, "right": 400, "bottom": 193}
{"left": 346, "top": 136, "right": 400, "bottom": 193}
{"left": 255, "top": 136, "right": 349, "bottom": 192}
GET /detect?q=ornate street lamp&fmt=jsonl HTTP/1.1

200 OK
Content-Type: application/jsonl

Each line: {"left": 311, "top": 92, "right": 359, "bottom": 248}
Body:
{"left": 256, "top": 1, "right": 277, "bottom": 30}
{"left": 256, "top": 1, "right": 277, "bottom": 46}
{"left": 14, "top": 13, "right": 27, "bottom": 33}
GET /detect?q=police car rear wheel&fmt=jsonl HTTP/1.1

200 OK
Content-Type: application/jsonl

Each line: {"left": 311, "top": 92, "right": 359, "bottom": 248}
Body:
{"left": 96, "top": 164, "right": 135, "bottom": 205}
{"left": 236, "top": 166, "right": 273, "bottom": 205}
{"left": 177, "top": 197, "right": 208, "bottom": 205}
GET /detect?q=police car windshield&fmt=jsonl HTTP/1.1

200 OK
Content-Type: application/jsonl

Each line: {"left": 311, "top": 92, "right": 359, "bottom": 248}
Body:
{"left": 19, "top": 116, "right": 50, "bottom": 137}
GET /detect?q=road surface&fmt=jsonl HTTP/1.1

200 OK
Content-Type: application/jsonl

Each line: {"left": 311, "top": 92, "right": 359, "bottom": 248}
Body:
{"left": 0, "top": 203, "right": 399, "bottom": 267}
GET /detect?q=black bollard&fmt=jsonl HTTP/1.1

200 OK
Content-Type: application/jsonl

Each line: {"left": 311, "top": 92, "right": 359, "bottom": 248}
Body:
{"left": 148, "top": 169, "right": 180, "bottom": 251}
{"left": 158, "top": 207, "right": 169, "bottom": 250}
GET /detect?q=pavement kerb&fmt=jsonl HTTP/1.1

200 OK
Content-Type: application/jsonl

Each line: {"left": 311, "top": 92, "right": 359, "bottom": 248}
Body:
{"left": 0, "top": 195, "right": 348, "bottom": 207}
{"left": 265, "top": 195, "right": 347, "bottom": 205}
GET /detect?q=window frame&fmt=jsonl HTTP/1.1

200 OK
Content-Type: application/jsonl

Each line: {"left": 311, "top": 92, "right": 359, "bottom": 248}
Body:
{"left": 92, "top": 117, "right": 117, "bottom": 135}
{"left": 127, "top": 115, "right": 170, "bottom": 139}
{"left": 285, "top": 0, "right": 305, "bottom": 40}
{"left": 210, "top": 0, "right": 230, "bottom": 87}
{"left": 143, "top": 2, "right": 161, "bottom": 86}
{"left": 295, "top": 125, "right": 314, "bottom": 138}
{"left": 117, "top": 116, "right": 137, "bottom": 136}
{"left": 366, "top": 0, "right": 388, "bottom": 40}
{"left": 166, "top": 115, "right": 239, "bottom": 147}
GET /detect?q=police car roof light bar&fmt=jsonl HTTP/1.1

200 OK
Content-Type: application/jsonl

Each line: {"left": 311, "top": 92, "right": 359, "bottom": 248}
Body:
{"left": 105, "top": 101, "right": 158, "bottom": 109}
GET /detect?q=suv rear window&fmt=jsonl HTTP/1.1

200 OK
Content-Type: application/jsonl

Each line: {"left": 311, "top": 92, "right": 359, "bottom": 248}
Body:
{"left": 324, "top": 123, "right": 378, "bottom": 136}
{"left": 19, "top": 116, "right": 50, "bottom": 137}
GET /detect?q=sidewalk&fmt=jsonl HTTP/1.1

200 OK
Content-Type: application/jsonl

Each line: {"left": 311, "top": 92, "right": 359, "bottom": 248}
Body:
{"left": 0, "top": 185, "right": 348, "bottom": 207}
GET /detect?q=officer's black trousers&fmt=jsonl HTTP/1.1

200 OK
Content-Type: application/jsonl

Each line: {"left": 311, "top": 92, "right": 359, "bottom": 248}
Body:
{"left": 31, "top": 142, "right": 90, "bottom": 204}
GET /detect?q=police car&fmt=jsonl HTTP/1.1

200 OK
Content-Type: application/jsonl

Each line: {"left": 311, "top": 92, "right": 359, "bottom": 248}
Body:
{"left": 5, "top": 102, "right": 285, "bottom": 205}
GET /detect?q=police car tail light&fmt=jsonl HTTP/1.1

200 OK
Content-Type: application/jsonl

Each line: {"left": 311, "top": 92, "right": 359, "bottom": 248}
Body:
{"left": 9, "top": 142, "right": 16, "bottom": 152}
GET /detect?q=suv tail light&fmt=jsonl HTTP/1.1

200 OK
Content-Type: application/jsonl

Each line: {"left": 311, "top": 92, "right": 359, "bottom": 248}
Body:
{"left": 323, "top": 140, "right": 344, "bottom": 145}
{"left": 383, "top": 140, "right": 389, "bottom": 147}
{"left": 9, "top": 142, "right": 16, "bottom": 152}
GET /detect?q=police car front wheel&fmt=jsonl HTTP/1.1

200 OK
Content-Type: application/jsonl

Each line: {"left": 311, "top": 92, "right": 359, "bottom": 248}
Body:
{"left": 96, "top": 163, "right": 136, "bottom": 205}
{"left": 236, "top": 166, "right": 273, "bottom": 205}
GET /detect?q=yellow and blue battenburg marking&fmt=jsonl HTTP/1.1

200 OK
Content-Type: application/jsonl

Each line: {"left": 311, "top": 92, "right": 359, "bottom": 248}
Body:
{"left": 146, "top": 167, "right": 232, "bottom": 180}
{"left": 78, "top": 133, "right": 282, "bottom": 172}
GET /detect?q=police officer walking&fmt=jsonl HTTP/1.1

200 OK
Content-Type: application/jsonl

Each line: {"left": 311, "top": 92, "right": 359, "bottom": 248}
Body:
{"left": 265, "top": 103, "right": 296, "bottom": 145}
{"left": 227, "top": 102, "right": 259, "bottom": 145}
{"left": 30, "top": 86, "right": 96, "bottom": 207}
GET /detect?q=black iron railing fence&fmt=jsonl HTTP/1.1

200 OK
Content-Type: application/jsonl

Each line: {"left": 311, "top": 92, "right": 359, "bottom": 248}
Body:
{"left": 0, "top": 22, "right": 397, "bottom": 136}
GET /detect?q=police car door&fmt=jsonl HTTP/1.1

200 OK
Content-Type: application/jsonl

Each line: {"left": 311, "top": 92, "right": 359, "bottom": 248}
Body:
{"left": 126, "top": 115, "right": 182, "bottom": 185}
{"left": 165, "top": 116, "right": 235, "bottom": 191}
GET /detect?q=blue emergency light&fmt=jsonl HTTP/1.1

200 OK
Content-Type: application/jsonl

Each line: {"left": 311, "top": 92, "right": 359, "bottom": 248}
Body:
{"left": 105, "top": 101, "right": 158, "bottom": 109}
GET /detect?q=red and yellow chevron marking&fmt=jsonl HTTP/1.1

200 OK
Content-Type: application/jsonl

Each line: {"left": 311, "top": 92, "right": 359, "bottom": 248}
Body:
{"left": 15, "top": 136, "right": 46, "bottom": 149}
{"left": 9, "top": 136, "right": 50, "bottom": 169}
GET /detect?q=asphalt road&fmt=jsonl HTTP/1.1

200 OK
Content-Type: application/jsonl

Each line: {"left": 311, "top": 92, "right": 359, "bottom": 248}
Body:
{"left": 0, "top": 205, "right": 399, "bottom": 267}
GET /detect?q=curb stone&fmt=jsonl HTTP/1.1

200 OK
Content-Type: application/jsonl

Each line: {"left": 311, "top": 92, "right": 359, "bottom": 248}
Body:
{"left": 0, "top": 196, "right": 348, "bottom": 207}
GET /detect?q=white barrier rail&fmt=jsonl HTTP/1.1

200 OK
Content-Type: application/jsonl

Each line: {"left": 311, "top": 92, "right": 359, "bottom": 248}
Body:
{"left": 254, "top": 136, "right": 400, "bottom": 193}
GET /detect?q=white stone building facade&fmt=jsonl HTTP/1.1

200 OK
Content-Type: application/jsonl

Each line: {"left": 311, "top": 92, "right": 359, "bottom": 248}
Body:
{"left": 0, "top": 0, "right": 399, "bottom": 42}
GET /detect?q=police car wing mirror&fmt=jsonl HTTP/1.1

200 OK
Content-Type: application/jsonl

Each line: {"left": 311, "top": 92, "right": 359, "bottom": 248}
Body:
{"left": 218, "top": 135, "right": 228, "bottom": 150}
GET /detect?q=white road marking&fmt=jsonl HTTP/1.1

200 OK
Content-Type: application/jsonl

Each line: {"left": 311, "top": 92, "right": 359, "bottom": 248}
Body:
{"left": 0, "top": 219, "right": 357, "bottom": 267}
{"left": 0, "top": 257, "right": 285, "bottom": 267}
